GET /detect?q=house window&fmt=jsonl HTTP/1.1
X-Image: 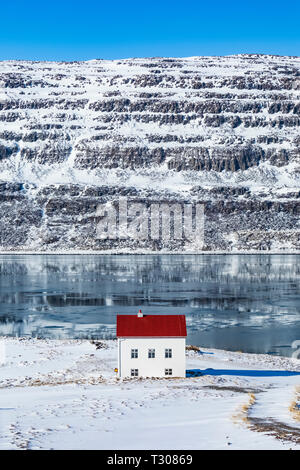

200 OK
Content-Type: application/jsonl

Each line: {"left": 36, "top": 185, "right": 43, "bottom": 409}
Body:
{"left": 165, "top": 368, "right": 173, "bottom": 376}
{"left": 131, "top": 369, "right": 139, "bottom": 377}
{"left": 131, "top": 349, "right": 138, "bottom": 359}
{"left": 148, "top": 348, "right": 155, "bottom": 358}
{"left": 165, "top": 348, "right": 172, "bottom": 358}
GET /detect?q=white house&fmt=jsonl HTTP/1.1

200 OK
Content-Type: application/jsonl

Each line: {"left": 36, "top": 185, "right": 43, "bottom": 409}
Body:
{"left": 116, "top": 310, "right": 187, "bottom": 378}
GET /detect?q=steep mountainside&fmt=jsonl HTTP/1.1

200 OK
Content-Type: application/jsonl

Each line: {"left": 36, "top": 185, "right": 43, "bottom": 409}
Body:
{"left": 0, "top": 54, "right": 299, "bottom": 251}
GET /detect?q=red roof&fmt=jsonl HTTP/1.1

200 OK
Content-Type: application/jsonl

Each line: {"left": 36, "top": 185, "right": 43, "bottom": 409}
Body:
{"left": 116, "top": 314, "right": 187, "bottom": 337}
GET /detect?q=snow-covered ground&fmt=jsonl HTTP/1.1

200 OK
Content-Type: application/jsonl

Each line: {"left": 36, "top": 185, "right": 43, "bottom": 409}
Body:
{"left": 0, "top": 337, "right": 299, "bottom": 450}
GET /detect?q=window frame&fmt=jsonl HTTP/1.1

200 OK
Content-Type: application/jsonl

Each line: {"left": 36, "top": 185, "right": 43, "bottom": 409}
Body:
{"left": 131, "top": 348, "right": 138, "bottom": 359}
{"left": 165, "top": 368, "right": 173, "bottom": 376}
{"left": 165, "top": 348, "right": 172, "bottom": 358}
{"left": 148, "top": 348, "right": 155, "bottom": 359}
{"left": 131, "top": 369, "right": 139, "bottom": 377}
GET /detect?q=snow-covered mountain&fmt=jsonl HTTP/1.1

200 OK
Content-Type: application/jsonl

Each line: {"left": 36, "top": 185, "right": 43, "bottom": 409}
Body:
{"left": 0, "top": 54, "right": 299, "bottom": 251}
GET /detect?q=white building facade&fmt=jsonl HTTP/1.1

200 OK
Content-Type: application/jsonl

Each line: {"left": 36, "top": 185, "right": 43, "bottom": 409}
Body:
{"left": 116, "top": 312, "right": 187, "bottom": 378}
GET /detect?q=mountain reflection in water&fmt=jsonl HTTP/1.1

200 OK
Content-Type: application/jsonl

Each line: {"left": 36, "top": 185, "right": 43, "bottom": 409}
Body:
{"left": 0, "top": 254, "right": 299, "bottom": 357}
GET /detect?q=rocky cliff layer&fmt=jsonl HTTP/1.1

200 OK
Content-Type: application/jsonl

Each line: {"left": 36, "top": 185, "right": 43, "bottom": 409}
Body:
{"left": 0, "top": 55, "right": 299, "bottom": 251}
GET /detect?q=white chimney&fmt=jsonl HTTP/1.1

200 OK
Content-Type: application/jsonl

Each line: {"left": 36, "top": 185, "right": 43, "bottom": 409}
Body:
{"left": 137, "top": 309, "right": 143, "bottom": 318}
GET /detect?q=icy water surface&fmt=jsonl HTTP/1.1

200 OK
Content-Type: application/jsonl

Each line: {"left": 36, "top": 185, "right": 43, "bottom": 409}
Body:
{"left": 0, "top": 254, "right": 299, "bottom": 357}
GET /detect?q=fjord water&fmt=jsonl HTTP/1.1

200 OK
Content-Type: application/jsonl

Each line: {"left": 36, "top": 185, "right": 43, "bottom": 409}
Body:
{"left": 0, "top": 254, "right": 299, "bottom": 357}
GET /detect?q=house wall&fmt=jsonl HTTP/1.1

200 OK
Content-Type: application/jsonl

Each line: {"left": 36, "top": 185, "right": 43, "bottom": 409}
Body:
{"left": 118, "top": 337, "right": 186, "bottom": 378}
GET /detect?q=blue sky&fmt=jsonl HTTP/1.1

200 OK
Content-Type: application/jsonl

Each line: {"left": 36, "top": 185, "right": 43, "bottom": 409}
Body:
{"left": 0, "top": 0, "right": 299, "bottom": 60}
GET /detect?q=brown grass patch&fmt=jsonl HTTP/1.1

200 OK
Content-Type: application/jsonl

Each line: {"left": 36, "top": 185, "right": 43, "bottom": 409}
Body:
{"left": 248, "top": 417, "right": 300, "bottom": 444}
{"left": 233, "top": 388, "right": 300, "bottom": 444}
{"left": 232, "top": 392, "right": 256, "bottom": 424}
{"left": 204, "top": 385, "right": 262, "bottom": 394}
{"left": 186, "top": 345, "right": 201, "bottom": 352}
{"left": 289, "top": 385, "right": 300, "bottom": 422}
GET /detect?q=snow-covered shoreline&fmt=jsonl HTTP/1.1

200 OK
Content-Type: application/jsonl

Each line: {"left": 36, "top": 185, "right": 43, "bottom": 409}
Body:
{"left": 0, "top": 337, "right": 300, "bottom": 450}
